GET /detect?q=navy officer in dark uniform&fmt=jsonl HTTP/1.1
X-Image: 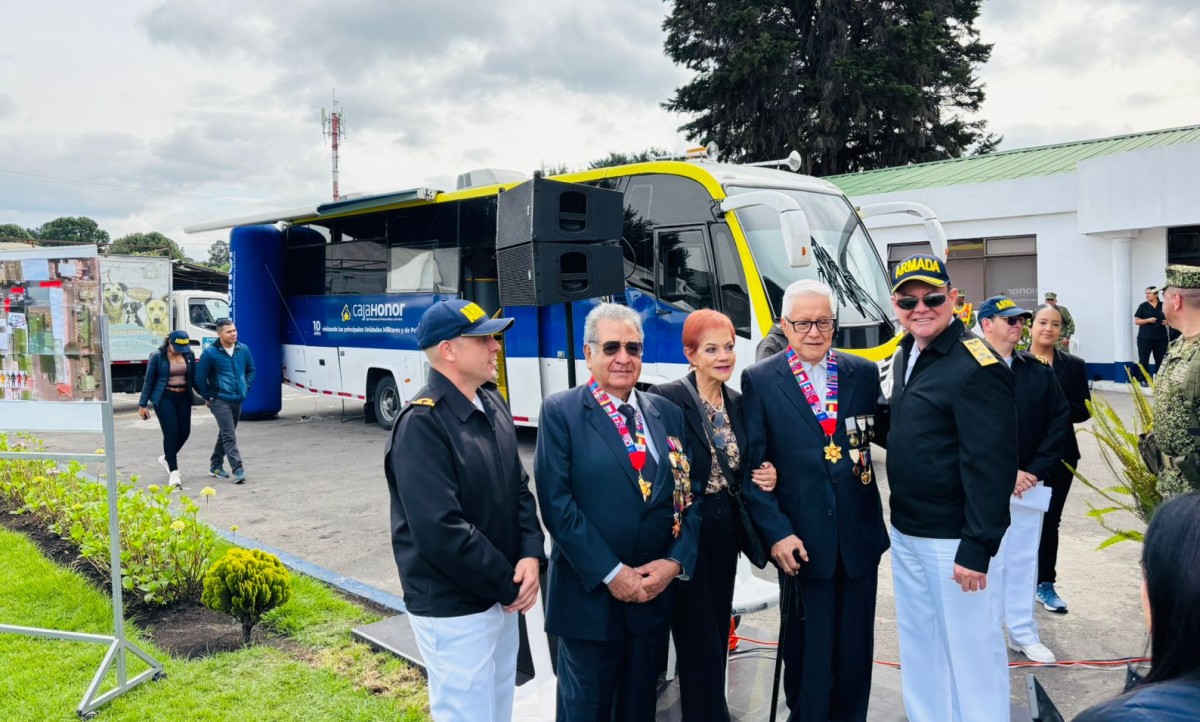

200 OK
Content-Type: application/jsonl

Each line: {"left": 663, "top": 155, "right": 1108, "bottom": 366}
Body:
{"left": 885, "top": 255, "right": 1018, "bottom": 722}
{"left": 385, "top": 299, "right": 545, "bottom": 722}
{"left": 740, "top": 278, "right": 889, "bottom": 721}
{"left": 535, "top": 302, "right": 702, "bottom": 722}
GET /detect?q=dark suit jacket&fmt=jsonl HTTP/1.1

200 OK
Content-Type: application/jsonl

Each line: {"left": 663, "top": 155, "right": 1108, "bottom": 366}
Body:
{"left": 647, "top": 372, "right": 746, "bottom": 493}
{"left": 1052, "top": 347, "right": 1091, "bottom": 462}
{"left": 739, "top": 350, "right": 889, "bottom": 581}
{"left": 1012, "top": 351, "right": 1071, "bottom": 480}
{"left": 534, "top": 385, "right": 703, "bottom": 642}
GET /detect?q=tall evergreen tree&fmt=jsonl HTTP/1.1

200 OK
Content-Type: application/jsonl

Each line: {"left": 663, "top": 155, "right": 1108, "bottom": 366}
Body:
{"left": 662, "top": 0, "right": 998, "bottom": 175}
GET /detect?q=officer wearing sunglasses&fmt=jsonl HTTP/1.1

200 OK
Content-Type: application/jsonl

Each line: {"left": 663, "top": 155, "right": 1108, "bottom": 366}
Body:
{"left": 884, "top": 254, "right": 1019, "bottom": 722}
{"left": 978, "top": 295, "right": 1070, "bottom": 667}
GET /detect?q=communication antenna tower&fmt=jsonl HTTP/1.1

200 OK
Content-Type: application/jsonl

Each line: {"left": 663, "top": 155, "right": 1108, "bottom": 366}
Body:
{"left": 321, "top": 90, "right": 346, "bottom": 201}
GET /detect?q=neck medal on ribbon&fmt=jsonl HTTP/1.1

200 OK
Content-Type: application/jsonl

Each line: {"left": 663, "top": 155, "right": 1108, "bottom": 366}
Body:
{"left": 785, "top": 347, "right": 841, "bottom": 463}
{"left": 588, "top": 377, "right": 651, "bottom": 501}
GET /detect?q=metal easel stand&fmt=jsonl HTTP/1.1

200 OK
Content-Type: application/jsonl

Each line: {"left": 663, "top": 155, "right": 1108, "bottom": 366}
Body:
{"left": 0, "top": 356, "right": 163, "bottom": 717}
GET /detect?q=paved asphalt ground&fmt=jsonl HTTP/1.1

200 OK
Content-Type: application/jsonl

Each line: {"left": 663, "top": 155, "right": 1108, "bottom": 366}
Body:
{"left": 31, "top": 385, "right": 1148, "bottom": 720}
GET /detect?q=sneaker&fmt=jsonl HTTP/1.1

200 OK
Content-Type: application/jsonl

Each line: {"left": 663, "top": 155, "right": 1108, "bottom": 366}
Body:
{"left": 1009, "top": 641, "right": 1057, "bottom": 664}
{"left": 168, "top": 470, "right": 182, "bottom": 488}
{"left": 158, "top": 455, "right": 170, "bottom": 474}
{"left": 1037, "top": 582, "right": 1069, "bottom": 614}
{"left": 232, "top": 468, "right": 246, "bottom": 484}
{"left": 209, "top": 466, "right": 230, "bottom": 479}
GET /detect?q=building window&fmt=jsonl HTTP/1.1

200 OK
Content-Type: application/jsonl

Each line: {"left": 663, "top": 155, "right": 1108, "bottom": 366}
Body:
{"left": 888, "top": 235, "right": 1038, "bottom": 310}
{"left": 1168, "top": 226, "right": 1200, "bottom": 266}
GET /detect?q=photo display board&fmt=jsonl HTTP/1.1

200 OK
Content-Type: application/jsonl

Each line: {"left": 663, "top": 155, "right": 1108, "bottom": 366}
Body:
{"left": 0, "top": 247, "right": 106, "bottom": 432}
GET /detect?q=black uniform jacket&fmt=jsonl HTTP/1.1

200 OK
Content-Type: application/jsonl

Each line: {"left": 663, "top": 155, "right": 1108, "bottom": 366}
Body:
{"left": 739, "top": 349, "right": 889, "bottom": 580}
{"left": 1012, "top": 351, "right": 1071, "bottom": 480}
{"left": 385, "top": 369, "right": 545, "bottom": 617}
{"left": 646, "top": 371, "right": 746, "bottom": 498}
{"left": 887, "top": 318, "right": 1017, "bottom": 573}
{"left": 1052, "top": 347, "right": 1091, "bottom": 462}
{"left": 534, "top": 385, "right": 702, "bottom": 642}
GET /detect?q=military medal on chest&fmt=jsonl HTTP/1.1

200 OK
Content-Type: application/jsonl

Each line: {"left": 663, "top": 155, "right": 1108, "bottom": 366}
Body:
{"left": 787, "top": 347, "right": 841, "bottom": 464}
{"left": 846, "top": 415, "right": 875, "bottom": 484}
{"left": 666, "top": 436, "right": 693, "bottom": 538}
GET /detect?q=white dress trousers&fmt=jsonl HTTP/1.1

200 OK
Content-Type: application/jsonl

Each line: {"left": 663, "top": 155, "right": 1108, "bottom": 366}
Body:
{"left": 891, "top": 528, "right": 1010, "bottom": 722}
{"left": 990, "top": 496, "right": 1046, "bottom": 647}
{"left": 407, "top": 603, "right": 519, "bottom": 722}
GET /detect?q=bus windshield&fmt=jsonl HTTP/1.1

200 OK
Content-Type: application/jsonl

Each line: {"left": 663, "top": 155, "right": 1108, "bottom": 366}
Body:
{"left": 727, "top": 186, "right": 895, "bottom": 342}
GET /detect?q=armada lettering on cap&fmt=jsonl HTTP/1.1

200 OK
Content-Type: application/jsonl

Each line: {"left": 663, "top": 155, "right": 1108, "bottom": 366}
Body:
{"left": 995, "top": 298, "right": 1016, "bottom": 310}
{"left": 459, "top": 302, "right": 487, "bottom": 323}
{"left": 893, "top": 257, "right": 944, "bottom": 279}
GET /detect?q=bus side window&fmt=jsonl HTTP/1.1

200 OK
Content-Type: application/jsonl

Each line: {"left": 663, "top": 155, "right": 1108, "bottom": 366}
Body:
{"left": 622, "top": 185, "right": 655, "bottom": 293}
{"left": 710, "top": 223, "right": 751, "bottom": 336}
{"left": 658, "top": 228, "right": 714, "bottom": 313}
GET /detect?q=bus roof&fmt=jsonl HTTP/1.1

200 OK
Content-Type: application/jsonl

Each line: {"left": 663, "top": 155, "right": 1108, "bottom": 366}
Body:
{"left": 184, "top": 161, "right": 844, "bottom": 234}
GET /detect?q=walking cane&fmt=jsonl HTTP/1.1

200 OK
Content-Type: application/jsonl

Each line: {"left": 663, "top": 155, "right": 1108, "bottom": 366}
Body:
{"left": 769, "top": 551, "right": 806, "bottom": 722}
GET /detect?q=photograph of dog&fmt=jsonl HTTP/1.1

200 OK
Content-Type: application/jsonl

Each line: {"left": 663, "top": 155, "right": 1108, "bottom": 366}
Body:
{"left": 144, "top": 297, "right": 170, "bottom": 337}
{"left": 102, "top": 282, "right": 126, "bottom": 325}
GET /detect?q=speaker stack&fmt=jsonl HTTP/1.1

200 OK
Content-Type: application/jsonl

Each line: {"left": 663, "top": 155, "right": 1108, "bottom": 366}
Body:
{"left": 496, "top": 177, "right": 625, "bottom": 307}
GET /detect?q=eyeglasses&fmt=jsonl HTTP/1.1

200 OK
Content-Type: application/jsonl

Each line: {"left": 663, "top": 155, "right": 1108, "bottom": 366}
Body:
{"left": 895, "top": 293, "right": 948, "bottom": 311}
{"left": 712, "top": 411, "right": 727, "bottom": 450}
{"left": 595, "top": 341, "right": 643, "bottom": 357}
{"left": 782, "top": 316, "right": 835, "bottom": 333}
{"left": 1000, "top": 316, "right": 1026, "bottom": 327}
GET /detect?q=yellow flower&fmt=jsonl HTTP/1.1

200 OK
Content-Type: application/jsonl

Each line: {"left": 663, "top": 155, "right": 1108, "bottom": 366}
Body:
{"left": 170, "top": 520, "right": 186, "bottom": 532}
{"left": 230, "top": 525, "right": 240, "bottom": 533}
{"left": 147, "top": 484, "right": 161, "bottom": 493}
{"left": 72, "top": 503, "right": 84, "bottom": 511}
{"left": 201, "top": 487, "right": 216, "bottom": 498}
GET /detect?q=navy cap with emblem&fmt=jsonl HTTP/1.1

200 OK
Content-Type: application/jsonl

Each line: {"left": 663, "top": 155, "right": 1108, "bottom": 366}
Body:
{"left": 416, "top": 299, "right": 514, "bottom": 349}
{"left": 168, "top": 330, "right": 191, "bottom": 347}
{"left": 890, "top": 254, "right": 950, "bottom": 293}
{"left": 977, "top": 295, "right": 1032, "bottom": 320}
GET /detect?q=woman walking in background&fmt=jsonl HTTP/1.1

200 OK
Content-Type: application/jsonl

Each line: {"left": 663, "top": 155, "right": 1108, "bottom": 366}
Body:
{"left": 1027, "top": 304, "right": 1091, "bottom": 613}
{"left": 138, "top": 330, "right": 197, "bottom": 487}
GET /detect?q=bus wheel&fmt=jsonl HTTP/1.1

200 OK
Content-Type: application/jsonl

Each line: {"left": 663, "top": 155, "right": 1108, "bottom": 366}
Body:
{"left": 374, "top": 376, "right": 400, "bottom": 430}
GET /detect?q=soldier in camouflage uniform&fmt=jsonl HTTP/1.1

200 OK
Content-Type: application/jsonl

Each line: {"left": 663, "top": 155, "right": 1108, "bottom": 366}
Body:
{"left": 1044, "top": 292, "right": 1074, "bottom": 352}
{"left": 1150, "top": 265, "right": 1200, "bottom": 497}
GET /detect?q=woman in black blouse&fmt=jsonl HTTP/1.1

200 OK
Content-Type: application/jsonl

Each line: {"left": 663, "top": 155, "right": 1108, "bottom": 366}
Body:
{"left": 1028, "top": 304, "right": 1091, "bottom": 614}
{"left": 1135, "top": 286, "right": 1170, "bottom": 374}
{"left": 648, "top": 309, "right": 776, "bottom": 722}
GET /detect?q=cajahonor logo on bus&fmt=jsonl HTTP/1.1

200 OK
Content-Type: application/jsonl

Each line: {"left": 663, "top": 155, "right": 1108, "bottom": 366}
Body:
{"left": 340, "top": 302, "right": 408, "bottom": 323}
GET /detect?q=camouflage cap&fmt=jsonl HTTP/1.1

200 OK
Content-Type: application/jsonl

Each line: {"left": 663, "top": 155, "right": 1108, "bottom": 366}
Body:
{"left": 1159, "top": 265, "right": 1200, "bottom": 291}
{"left": 1044, "top": 291, "right": 1058, "bottom": 300}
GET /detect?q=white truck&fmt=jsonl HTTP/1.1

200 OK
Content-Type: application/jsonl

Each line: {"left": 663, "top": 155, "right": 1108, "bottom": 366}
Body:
{"left": 100, "top": 256, "right": 229, "bottom": 393}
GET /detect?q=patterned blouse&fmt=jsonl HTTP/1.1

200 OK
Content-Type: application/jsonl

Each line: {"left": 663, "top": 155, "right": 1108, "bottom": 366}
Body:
{"left": 700, "top": 395, "right": 740, "bottom": 494}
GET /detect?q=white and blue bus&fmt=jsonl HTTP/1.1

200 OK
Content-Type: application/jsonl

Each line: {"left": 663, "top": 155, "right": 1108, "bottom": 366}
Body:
{"left": 187, "top": 153, "right": 945, "bottom": 427}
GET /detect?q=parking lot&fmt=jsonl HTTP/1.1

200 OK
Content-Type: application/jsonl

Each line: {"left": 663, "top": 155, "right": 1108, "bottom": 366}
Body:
{"left": 31, "top": 384, "right": 1148, "bottom": 719}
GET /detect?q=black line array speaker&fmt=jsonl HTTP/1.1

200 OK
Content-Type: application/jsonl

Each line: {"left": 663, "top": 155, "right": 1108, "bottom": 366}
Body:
{"left": 496, "top": 176, "right": 623, "bottom": 249}
{"left": 498, "top": 241, "right": 625, "bottom": 306}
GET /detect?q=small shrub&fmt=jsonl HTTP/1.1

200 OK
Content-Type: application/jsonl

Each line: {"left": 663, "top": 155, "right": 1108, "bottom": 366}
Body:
{"left": 203, "top": 548, "right": 292, "bottom": 644}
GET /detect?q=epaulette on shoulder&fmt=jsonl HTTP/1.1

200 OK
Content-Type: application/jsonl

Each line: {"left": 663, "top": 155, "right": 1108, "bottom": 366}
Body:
{"left": 410, "top": 397, "right": 436, "bottom": 407}
{"left": 962, "top": 337, "right": 999, "bottom": 367}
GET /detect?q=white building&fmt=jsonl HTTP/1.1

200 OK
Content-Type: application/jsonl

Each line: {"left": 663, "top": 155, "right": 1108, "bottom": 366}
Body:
{"left": 827, "top": 125, "right": 1200, "bottom": 384}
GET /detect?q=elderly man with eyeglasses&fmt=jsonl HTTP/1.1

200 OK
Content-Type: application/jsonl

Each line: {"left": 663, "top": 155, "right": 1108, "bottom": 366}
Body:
{"left": 534, "top": 302, "right": 702, "bottom": 722}
{"left": 738, "top": 279, "right": 890, "bottom": 721}
{"left": 885, "top": 255, "right": 1018, "bottom": 722}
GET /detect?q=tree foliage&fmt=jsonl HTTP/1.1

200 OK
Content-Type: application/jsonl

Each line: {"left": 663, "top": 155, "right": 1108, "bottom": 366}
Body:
{"left": 588, "top": 147, "right": 672, "bottom": 169}
{"left": 206, "top": 239, "right": 230, "bottom": 271}
{"left": 0, "top": 223, "right": 34, "bottom": 239}
{"left": 32, "top": 216, "right": 111, "bottom": 247}
{"left": 109, "top": 231, "right": 189, "bottom": 262}
{"left": 662, "top": 0, "right": 998, "bottom": 175}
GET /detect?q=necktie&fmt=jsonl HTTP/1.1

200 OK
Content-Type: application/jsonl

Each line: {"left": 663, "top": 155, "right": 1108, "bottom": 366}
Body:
{"left": 619, "top": 403, "right": 657, "bottom": 489}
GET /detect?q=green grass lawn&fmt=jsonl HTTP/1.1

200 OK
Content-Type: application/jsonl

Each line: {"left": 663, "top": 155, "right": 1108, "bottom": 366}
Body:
{"left": 0, "top": 527, "right": 429, "bottom": 721}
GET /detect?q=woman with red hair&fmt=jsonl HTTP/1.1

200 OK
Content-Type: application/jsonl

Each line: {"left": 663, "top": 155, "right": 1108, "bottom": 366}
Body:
{"left": 649, "top": 309, "right": 776, "bottom": 721}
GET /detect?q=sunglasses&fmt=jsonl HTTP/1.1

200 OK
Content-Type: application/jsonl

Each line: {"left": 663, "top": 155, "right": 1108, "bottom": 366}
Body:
{"left": 596, "top": 341, "right": 643, "bottom": 357}
{"left": 997, "top": 316, "right": 1026, "bottom": 326}
{"left": 895, "top": 293, "right": 948, "bottom": 311}
{"left": 712, "top": 411, "right": 727, "bottom": 450}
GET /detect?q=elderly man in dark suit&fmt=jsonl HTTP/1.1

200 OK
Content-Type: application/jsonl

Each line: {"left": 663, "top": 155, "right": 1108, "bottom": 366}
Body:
{"left": 740, "top": 279, "right": 889, "bottom": 722}
{"left": 535, "top": 302, "right": 703, "bottom": 722}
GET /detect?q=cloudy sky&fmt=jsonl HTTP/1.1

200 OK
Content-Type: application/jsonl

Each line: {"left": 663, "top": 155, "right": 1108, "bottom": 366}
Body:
{"left": 2, "top": 0, "right": 1198, "bottom": 259}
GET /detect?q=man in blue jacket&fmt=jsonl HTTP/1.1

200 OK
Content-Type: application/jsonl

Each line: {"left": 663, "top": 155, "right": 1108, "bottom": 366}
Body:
{"left": 196, "top": 318, "right": 255, "bottom": 483}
